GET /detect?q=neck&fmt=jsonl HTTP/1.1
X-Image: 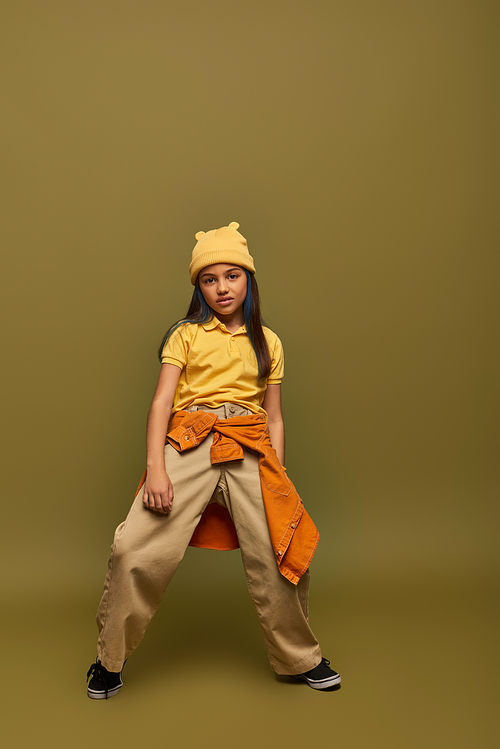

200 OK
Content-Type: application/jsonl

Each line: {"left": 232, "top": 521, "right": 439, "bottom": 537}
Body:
{"left": 213, "top": 309, "right": 245, "bottom": 333}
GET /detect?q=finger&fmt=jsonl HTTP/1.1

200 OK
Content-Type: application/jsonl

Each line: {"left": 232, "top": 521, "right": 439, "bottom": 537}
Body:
{"left": 154, "top": 493, "right": 165, "bottom": 513}
{"left": 143, "top": 491, "right": 156, "bottom": 511}
{"left": 157, "top": 498, "right": 169, "bottom": 514}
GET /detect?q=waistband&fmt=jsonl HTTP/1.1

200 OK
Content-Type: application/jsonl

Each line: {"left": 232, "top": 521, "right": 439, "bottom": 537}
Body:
{"left": 184, "top": 403, "right": 252, "bottom": 419}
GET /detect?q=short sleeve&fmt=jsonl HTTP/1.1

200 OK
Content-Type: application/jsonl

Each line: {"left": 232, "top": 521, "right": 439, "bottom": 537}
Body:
{"left": 267, "top": 335, "right": 284, "bottom": 384}
{"left": 161, "top": 325, "right": 189, "bottom": 369}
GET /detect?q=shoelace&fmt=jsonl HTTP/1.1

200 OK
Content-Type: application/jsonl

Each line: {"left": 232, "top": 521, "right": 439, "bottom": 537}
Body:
{"left": 86, "top": 660, "right": 110, "bottom": 698}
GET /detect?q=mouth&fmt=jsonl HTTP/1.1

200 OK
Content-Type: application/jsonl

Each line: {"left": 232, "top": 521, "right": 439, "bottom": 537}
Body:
{"left": 216, "top": 297, "right": 233, "bottom": 305}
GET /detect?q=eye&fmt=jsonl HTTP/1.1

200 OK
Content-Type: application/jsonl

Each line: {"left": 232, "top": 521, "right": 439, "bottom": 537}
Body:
{"left": 228, "top": 273, "right": 239, "bottom": 280}
{"left": 204, "top": 277, "right": 216, "bottom": 284}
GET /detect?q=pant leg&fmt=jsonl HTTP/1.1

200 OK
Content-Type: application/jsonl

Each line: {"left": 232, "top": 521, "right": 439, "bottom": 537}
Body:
{"left": 96, "top": 435, "right": 221, "bottom": 672}
{"left": 221, "top": 449, "right": 322, "bottom": 675}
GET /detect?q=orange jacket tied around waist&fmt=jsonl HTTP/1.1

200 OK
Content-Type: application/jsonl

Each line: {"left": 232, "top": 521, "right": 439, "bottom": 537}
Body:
{"left": 135, "top": 410, "right": 320, "bottom": 585}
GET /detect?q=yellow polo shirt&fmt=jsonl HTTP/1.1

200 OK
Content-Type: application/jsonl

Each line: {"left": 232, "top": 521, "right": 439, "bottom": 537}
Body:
{"left": 161, "top": 317, "right": 284, "bottom": 417}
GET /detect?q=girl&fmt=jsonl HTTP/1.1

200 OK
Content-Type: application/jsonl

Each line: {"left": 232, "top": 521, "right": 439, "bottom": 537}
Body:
{"left": 86, "top": 221, "right": 341, "bottom": 698}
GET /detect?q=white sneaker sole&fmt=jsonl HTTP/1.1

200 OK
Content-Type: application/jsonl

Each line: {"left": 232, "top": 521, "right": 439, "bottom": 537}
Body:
{"left": 293, "top": 673, "right": 341, "bottom": 689}
{"left": 87, "top": 682, "right": 123, "bottom": 700}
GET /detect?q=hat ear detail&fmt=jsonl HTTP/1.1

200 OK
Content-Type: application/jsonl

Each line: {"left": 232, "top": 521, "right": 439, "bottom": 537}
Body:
{"left": 228, "top": 221, "right": 240, "bottom": 230}
{"left": 195, "top": 231, "right": 205, "bottom": 240}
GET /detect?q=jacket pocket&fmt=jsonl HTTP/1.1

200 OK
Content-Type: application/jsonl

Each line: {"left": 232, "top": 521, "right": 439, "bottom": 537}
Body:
{"left": 261, "top": 448, "right": 292, "bottom": 496}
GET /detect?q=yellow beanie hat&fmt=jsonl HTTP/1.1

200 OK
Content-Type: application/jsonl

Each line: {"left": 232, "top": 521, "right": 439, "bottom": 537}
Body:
{"left": 189, "top": 221, "right": 256, "bottom": 285}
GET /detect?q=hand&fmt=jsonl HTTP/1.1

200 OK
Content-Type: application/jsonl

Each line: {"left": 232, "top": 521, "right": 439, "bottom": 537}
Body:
{"left": 143, "top": 467, "right": 174, "bottom": 514}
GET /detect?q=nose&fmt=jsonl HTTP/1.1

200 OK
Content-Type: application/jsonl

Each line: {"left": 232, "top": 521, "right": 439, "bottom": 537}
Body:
{"left": 217, "top": 277, "right": 229, "bottom": 294}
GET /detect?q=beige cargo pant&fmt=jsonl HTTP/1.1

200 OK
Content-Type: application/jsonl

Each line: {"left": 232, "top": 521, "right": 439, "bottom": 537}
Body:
{"left": 96, "top": 403, "right": 322, "bottom": 675}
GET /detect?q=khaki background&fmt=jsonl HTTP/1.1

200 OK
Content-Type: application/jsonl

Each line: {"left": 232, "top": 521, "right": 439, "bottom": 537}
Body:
{"left": 1, "top": 1, "right": 498, "bottom": 747}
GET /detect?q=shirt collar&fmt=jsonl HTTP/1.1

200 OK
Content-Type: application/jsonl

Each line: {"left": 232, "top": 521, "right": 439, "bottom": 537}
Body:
{"left": 202, "top": 316, "right": 247, "bottom": 334}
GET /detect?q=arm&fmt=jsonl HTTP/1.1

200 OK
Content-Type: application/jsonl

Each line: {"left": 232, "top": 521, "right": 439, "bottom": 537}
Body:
{"left": 262, "top": 383, "right": 285, "bottom": 466}
{"left": 142, "top": 363, "right": 182, "bottom": 514}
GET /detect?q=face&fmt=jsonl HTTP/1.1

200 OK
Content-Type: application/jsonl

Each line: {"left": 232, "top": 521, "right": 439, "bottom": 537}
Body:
{"left": 198, "top": 264, "right": 248, "bottom": 318}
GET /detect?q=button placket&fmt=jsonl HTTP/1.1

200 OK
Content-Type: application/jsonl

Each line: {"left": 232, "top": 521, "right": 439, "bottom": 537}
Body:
{"left": 228, "top": 331, "right": 238, "bottom": 356}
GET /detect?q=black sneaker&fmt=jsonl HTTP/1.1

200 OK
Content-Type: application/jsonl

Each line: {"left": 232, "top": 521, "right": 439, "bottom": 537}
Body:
{"left": 86, "top": 658, "right": 124, "bottom": 700}
{"left": 293, "top": 657, "right": 341, "bottom": 689}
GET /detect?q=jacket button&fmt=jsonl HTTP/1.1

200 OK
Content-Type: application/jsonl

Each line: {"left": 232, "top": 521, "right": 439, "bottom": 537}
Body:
{"left": 184, "top": 435, "right": 189, "bottom": 441}
{"left": 291, "top": 523, "right": 296, "bottom": 529}
{"left": 277, "top": 550, "right": 283, "bottom": 556}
